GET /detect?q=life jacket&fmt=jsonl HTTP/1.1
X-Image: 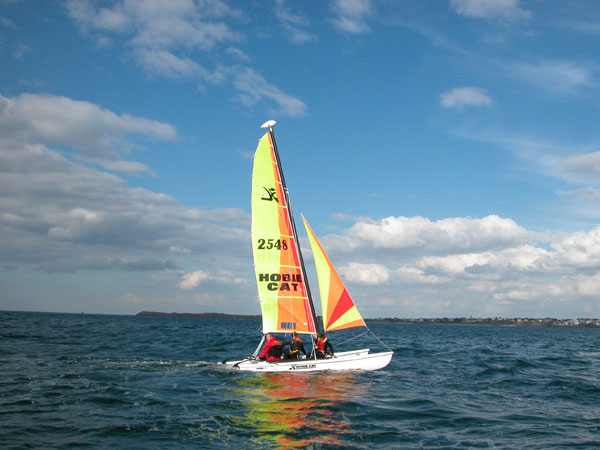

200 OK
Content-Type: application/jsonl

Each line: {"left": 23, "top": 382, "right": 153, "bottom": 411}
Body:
{"left": 289, "top": 336, "right": 304, "bottom": 356}
{"left": 266, "top": 338, "right": 283, "bottom": 360}
{"left": 316, "top": 336, "right": 328, "bottom": 352}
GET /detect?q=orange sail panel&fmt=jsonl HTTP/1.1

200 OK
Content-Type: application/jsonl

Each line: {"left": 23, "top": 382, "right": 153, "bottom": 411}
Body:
{"left": 251, "top": 133, "right": 316, "bottom": 334}
{"left": 301, "top": 215, "right": 366, "bottom": 331}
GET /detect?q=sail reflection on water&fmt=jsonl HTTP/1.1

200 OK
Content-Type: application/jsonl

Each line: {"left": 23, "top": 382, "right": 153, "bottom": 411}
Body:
{"left": 229, "top": 372, "right": 370, "bottom": 449}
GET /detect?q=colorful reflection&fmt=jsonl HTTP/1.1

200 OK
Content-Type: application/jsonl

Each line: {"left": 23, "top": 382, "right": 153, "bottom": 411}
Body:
{"left": 228, "top": 372, "right": 370, "bottom": 449}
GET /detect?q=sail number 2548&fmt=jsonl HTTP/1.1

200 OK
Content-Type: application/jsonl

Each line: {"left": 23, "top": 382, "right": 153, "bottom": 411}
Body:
{"left": 257, "top": 239, "right": 288, "bottom": 250}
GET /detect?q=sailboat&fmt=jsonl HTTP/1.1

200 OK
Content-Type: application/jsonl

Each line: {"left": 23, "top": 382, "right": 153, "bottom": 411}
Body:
{"left": 224, "top": 120, "right": 393, "bottom": 372}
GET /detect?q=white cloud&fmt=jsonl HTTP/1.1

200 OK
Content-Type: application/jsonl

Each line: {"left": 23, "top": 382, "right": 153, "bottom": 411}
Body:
{"left": 509, "top": 60, "right": 594, "bottom": 94}
{"left": 132, "top": 48, "right": 206, "bottom": 79}
{"left": 65, "top": 0, "right": 307, "bottom": 118}
{"left": 450, "top": 0, "right": 530, "bottom": 20}
{"left": 0, "top": 92, "right": 175, "bottom": 173}
{"left": 0, "top": 93, "right": 250, "bottom": 275}
{"left": 557, "top": 187, "right": 600, "bottom": 203}
{"left": 93, "top": 158, "right": 156, "bottom": 176}
{"left": 339, "top": 262, "right": 390, "bottom": 285}
{"left": 226, "top": 47, "right": 250, "bottom": 61}
{"left": 440, "top": 87, "right": 493, "bottom": 109}
{"left": 551, "top": 228, "right": 600, "bottom": 268}
{"left": 305, "top": 214, "right": 600, "bottom": 316}
{"left": 233, "top": 68, "right": 308, "bottom": 117}
{"left": 65, "top": 0, "right": 241, "bottom": 50}
{"left": 179, "top": 270, "right": 212, "bottom": 289}
{"left": 442, "top": 125, "right": 600, "bottom": 198}
{"left": 415, "top": 244, "right": 551, "bottom": 278}
{"left": 492, "top": 288, "right": 540, "bottom": 302}
{"left": 1, "top": 16, "right": 16, "bottom": 28}
{"left": 403, "top": 226, "right": 600, "bottom": 280}
{"left": 192, "top": 292, "right": 219, "bottom": 306}
{"left": 65, "top": 0, "right": 131, "bottom": 33}
{"left": 327, "top": 215, "right": 534, "bottom": 255}
{"left": 330, "top": 0, "right": 372, "bottom": 34}
{"left": 4, "top": 95, "right": 600, "bottom": 315}
{"left": 576, "top": 272, "right": 600, "bottom": 297}
{"left": 396, "top": 266, "right": 449, "bottom": 285}
{"left": 557, "top": 151, "right": 600, "bottom": 180}
{"left": 275, "top": 0, "right": 317, "bottom": 44}
{"left": 179, "top": 269, "right": 246, "bottom": 289}
{"left": 560, "top": 20, "right": 600, "bottom": 35}
{"left": 122, "top": 293, "right": 143, "bottom": 304}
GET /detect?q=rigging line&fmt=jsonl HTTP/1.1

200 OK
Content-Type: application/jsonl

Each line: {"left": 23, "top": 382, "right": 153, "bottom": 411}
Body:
{"left": 252, "top": 335, "right": 266, "bottom": 357}
{"left": 309, "top": 334, "right": 318, "bottom": 361}
{"left": 255, "top": 319, "right": 262, "bottom": 334}
{"left": 335, "top": 330, "right": 369, "bottom": 347}
{"left": 365, "top": 324, "right": 394, "bottom": 352}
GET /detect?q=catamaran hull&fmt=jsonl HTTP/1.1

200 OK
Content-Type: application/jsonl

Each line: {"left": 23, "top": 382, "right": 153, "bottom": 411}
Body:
{"left": 225, "top": 349, "right": 393, "bottom": 372}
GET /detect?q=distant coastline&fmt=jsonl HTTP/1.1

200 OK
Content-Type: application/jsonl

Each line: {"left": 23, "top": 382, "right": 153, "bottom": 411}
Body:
{"left": 136, "top": 311, "right": 600, "bottom": 327}
{"left": 137, "top": 311, "right": 261, "bottom": 320}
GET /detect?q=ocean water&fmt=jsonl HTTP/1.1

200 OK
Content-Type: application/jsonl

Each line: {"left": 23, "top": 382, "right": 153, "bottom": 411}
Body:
{"left": 1, "top": 311, "right": 599, "bottom": 449}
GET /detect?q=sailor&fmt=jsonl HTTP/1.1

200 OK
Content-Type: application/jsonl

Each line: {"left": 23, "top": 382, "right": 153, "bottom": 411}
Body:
{"left": 258, "top": 332, "right": 283, "bottom": 362}
{"left": 287, "top": 331, "right": 306, "bottom": 360}
{"left": 314, "top": 332, "right": 334, "bottom": 358}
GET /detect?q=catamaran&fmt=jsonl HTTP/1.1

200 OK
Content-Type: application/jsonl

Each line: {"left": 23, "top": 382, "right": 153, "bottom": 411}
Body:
{"left": 223, "top": 121, "right": 393, "bottom": 372}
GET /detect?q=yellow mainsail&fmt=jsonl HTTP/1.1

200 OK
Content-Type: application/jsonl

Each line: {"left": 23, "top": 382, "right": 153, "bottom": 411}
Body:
{"left": 251, "top": 132, "right": 317, "bottom": 334}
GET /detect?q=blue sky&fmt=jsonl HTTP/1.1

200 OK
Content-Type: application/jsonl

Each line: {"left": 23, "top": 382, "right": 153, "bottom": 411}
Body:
{"left": 1, "top": 0, "right": 600, "bottom": 318}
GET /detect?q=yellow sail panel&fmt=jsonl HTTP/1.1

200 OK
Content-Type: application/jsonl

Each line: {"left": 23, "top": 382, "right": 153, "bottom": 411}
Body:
{"left": 251, "top": 133, "right": 316, "bottom": 334}
{"left": 327, "top": 311, "right": 365, "bottom": 331}
{"left": 302, "top": 215, "right": 366, "bottom": 332}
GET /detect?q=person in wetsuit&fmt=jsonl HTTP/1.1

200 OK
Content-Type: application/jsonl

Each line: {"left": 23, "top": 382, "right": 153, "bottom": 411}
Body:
{"left": 258, "top": 332, "right": 283, "bottom": 361}
{"left": 314, "top": 332, "right": 334, "bottom": 358}
{"left": 287, "top": 331, "right": 306, "bottom": 360}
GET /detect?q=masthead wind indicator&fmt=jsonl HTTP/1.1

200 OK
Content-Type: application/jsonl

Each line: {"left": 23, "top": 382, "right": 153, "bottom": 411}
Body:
{"left": 261, "top": 120, "right": 277, "bottom": 129}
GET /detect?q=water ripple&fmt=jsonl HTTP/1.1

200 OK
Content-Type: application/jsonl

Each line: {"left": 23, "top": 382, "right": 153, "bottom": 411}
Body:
{"left": 1, "top": 313, "right": 599, "bottom": 449}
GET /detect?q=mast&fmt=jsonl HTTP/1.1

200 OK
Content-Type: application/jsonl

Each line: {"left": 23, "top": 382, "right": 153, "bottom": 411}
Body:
{"left": 261, "top": 120, "right": 320, "bottom": 334}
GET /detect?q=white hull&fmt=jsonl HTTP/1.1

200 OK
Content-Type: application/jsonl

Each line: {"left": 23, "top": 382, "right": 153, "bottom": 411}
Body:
{"left": 224, "top": 349, "right": 393, "bottom": 372}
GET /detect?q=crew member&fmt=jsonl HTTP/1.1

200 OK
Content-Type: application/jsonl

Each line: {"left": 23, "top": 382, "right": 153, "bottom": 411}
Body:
{"left": 258, "top": 332, "right": 283, "bottom": 362}
{"left": 287, "top": 331, "right": 306, "bottom": 360}
{"left": 314, "top": 332, "right": 334, "bottom": 358}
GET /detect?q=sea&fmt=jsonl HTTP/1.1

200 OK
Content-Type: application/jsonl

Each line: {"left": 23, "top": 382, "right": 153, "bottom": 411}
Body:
{"left": 1, "top": 311, "right": 599, "bottom": 449}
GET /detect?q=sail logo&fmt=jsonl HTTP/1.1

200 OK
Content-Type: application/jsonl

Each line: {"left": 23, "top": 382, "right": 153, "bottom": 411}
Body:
{"left": 261, "top": 187, "right": 278, "bottom": 202}
{"left": 259, "top": 273, "right": 302, "bottom": 291}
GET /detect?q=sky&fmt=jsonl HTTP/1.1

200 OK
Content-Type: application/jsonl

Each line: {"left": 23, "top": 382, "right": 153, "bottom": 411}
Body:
{"left": 1, "top": 0, "right": 600, "bottom": 319}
